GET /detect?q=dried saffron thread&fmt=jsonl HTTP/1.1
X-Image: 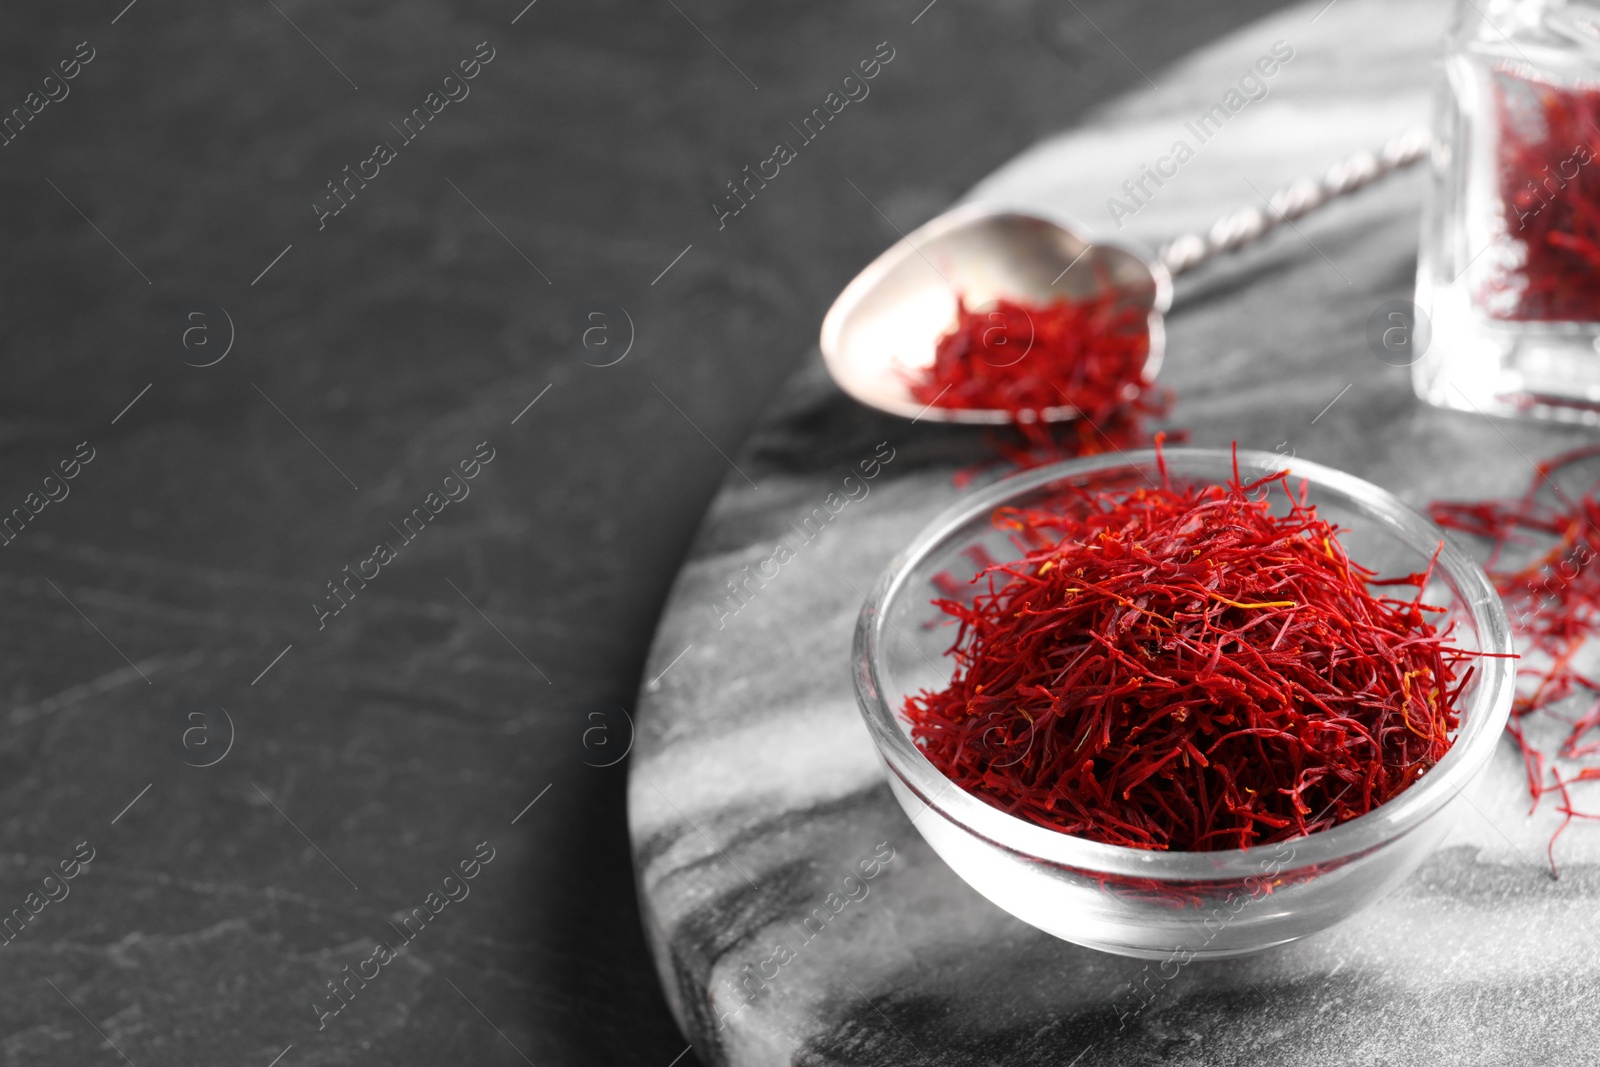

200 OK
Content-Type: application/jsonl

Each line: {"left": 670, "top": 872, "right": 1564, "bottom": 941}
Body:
{"left": 907, "top": 292, "right": 1172, "bottom": 477}
{"left": 906, "top": 443, "right": 1472, "bottom": 852}
{"left": 1488, "top": 66, "right": 1600, "bottom": 321}
{"left": 1430, "top": 444, "right": 1600, "bottom": 875}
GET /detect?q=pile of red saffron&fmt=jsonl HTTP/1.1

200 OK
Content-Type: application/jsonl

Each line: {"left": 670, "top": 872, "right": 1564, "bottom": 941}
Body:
{"left": 906, "top": 448, "right": 1472, "bottom": 852}
{"left": 1431, "top": 445, "right": 1600, "bottom": 873}
{"left": 1491, "top": 69, "right": 1600, "bottom": 320}
{"left": 908, "top": 292, "right": 1168, "bottom": 472}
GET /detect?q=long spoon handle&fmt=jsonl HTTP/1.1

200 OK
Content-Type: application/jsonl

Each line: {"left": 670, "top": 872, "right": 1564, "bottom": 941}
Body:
{"left": 1157, "top": 127, "right": 1431, "bottom": 276}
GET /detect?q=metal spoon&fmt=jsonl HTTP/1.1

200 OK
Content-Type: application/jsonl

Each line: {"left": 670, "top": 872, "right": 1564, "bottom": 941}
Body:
{"left": 819, "top": 128, "right": 1430, "bottom": 424}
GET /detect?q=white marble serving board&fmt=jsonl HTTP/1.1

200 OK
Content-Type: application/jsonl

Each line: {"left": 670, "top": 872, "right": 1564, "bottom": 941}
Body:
{"left": 629, "top": 1, "right": 1600, "bottom": 1063}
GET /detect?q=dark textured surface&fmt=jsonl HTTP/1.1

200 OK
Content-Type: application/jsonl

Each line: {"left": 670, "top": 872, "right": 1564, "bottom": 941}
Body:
{"left": 632, "top": 1, "right": 1600, "bottom": 1064}
{"left": 0, "top": 1, "right": 1302, "bottom": 1065}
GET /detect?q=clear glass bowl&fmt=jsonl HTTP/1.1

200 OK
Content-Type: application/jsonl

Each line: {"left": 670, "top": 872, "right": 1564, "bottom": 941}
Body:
{"left": 852, "top": 449, "right": 1515, "bottom": 959}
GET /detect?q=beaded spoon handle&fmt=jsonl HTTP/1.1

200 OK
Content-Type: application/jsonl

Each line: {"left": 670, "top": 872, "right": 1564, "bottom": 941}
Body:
{"left": 1157, "top": 127, "right": 1432, "bottom": 276}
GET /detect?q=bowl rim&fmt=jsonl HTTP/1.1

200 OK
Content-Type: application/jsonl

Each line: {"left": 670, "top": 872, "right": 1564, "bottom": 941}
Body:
{"left": 852, "top": 446, "right": 1516, "bottom": 880}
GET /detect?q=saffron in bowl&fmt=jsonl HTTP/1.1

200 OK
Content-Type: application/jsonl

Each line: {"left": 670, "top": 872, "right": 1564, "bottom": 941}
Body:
{"left": 904, "top": 443, "right": 1474, "bottom": 853}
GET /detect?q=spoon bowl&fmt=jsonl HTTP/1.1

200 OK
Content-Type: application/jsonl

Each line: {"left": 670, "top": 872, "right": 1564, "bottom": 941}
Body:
{"left": 819, "top": 205, "right": 1172, "bottom": 424}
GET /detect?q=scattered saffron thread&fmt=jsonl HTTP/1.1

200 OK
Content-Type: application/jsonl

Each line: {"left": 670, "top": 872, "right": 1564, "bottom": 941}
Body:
{"left": 1431, "top": 444, "right": 1600, "bottom": 875}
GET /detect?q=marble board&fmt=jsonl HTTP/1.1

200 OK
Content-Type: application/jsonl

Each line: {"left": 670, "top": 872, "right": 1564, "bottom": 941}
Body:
{"left": 629, "top": 0, "right": 1600, "bottom": 1063}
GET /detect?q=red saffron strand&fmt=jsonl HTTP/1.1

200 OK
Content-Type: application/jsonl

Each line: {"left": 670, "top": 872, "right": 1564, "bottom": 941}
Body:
{"left": 906, "top": 444, "right": 1470, "bottom": 852}
{"left": 908, "top": 292, "right": 1173, "bottom": 475}
{"left": 1430, "top": 446, "right": 1600, "bottom": 875}
{"left": 1489, "top": 67, "right": 1600, "bottom": 321}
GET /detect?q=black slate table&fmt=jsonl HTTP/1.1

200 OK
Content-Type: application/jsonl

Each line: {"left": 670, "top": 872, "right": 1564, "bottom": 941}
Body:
{"left": 1, "top": 1, "right": 1319, "bottom": 1065}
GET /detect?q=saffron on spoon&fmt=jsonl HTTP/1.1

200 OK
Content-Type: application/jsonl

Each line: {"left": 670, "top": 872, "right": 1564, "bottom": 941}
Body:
{"left": 908, "top": 292, "right": 1169, "bottom": 472}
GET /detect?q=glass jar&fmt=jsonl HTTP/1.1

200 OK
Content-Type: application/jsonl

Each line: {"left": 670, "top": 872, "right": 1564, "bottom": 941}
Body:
{"left": 1414, "top": 0, "right": 1600, "bottom": 422}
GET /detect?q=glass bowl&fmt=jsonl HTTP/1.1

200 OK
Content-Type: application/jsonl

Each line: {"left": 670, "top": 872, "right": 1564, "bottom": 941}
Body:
{"left": 852, "top": 448, "right": 1515, "bottom": 959}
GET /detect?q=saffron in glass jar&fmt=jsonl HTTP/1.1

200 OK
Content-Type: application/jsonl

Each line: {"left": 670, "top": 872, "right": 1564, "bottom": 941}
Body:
{"left": 1491, "top": 69, "right": 1600, "bottom": 321}
{"left": 1415, "top": 1, "right": 1600, "bottom": 421}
